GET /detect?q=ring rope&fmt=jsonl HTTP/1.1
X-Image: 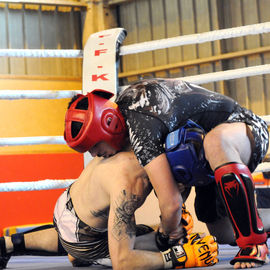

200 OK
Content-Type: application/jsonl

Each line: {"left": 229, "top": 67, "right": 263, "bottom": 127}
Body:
{"left": 1, "top": 161, "right": 270, "bottom": 191}
{"left": 121, "top": 22, "right": 270, "bottom": 55}
{"left": 0, "top": 179, "right": 75, "bottom": 192}
{"left": 0, "top": 90, "right": 81, "bottom": 100}
{"left": 1, "top": 22, "right": 270, "bottom": 58}
{"left": 0, "top": 49, "right": 82, "bottom": 58}
{"left": 182, "top": 64, "right": 270, "bottom": 85}
{"left": 0, "top": 136, "right": 66, "bottom": 146}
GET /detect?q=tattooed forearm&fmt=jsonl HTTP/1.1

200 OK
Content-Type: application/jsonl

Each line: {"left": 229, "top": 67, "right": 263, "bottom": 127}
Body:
{"left": 112, "top": 190, "right": 142, "bottom": 241}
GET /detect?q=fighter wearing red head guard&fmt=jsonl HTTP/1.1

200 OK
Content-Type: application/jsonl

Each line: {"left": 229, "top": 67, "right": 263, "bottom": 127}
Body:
{"left": 64, "top": 90, "right": 127, "bottom": 153}
{"left": 64, "top": 78, "right": 270, "bottom": 269}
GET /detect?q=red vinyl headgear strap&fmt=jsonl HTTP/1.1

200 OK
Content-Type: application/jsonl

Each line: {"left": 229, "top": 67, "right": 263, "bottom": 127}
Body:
{"left": 64, "top": 91, "right": 127, "bottom": 153}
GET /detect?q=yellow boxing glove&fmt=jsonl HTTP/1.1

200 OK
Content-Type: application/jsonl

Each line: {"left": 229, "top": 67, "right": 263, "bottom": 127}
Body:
{"left": 161, "top": 233, "right": 218, "bottom": 269}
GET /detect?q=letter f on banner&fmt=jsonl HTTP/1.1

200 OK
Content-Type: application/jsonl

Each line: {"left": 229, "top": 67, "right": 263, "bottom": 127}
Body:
{"left": 82, "top": 28, "right": 127, "bottom": 101}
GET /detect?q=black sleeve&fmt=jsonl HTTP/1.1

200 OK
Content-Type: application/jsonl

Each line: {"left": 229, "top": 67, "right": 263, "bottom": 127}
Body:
{"left": 125, "top": 111, "right": 168, "bottom": 167}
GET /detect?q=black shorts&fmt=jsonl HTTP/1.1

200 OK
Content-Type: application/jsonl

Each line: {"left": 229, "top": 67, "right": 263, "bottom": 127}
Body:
{"left": 195, "top": 107, "right": 269, "bottom": 223}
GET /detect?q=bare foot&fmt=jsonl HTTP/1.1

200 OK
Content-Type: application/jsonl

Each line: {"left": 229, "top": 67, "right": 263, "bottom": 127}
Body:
{"left": 232, "top": 244, "right": 269, "bottom": 268}
{"left": 234, "top": 261, "right": 261, "bottom": 269}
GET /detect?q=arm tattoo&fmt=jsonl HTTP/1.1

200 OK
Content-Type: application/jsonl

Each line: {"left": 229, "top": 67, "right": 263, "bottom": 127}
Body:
{"left": 91, "top": 207, "right": 109, "bottom": 220}
{"left": 112, "top": 190, "right": 142, "bottom": 241}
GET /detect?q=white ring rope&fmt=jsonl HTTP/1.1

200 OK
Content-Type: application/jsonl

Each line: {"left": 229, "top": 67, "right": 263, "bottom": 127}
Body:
{"left": 0, "top": 179, "right": 75, "bottom": 192}
{"left": 183, "top": 64, "right": 270, "bottom": 85}
{"left": 0, "top": 90, "right": 81, "bottom": 100}
{"left": 121, "top": 22, "right": 270, "bottom": 55}
{"left": 0, "top": 49, "right": 82, "bottom": 58}
{"left": 261, "top": 115, "right": 270, "bottom": 125}
{"left": 1, "top": 161, "right": 270, "bottom": 191}
{"left": 1, "top": 22, "right": 270, "bottom": 58}
{"left": 0, "top": 136, "right": 66, "bottom": 146}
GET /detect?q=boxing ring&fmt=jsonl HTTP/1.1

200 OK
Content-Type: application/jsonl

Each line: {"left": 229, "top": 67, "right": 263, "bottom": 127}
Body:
{"left": 1, "top": 22, "right": 270, "bottom": 269}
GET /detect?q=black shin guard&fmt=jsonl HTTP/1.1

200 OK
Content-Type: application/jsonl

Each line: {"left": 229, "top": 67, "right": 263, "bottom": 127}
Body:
{"left": 0, "top": 237, "right": 10, "bottom": 269}
{"left": 214, "top": 162, "right": 266, "bottom": 248}
{"left": 11, "top": 233, "right": 25, "bottom": 255}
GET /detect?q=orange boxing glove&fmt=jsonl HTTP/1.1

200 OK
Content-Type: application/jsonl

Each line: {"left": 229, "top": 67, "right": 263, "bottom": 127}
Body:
{"left": 156, "top": 204, "right": 193, "bottom": 251}
{"left": 181, "top": 204, "right": 194, "bottom": 237}
{"left": 161, "top": 233, "right": 218, "bottom": 269}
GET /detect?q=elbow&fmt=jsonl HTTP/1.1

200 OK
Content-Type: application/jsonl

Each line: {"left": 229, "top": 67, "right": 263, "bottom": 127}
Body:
{"left": 161, "top": 197, "right": 182, "bottom": 215}
{"left": 169, "top": 201, "right": 182, "bottom": 216}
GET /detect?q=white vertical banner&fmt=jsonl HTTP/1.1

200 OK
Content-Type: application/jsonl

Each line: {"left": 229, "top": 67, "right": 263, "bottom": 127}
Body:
{"left": 82, "top": 28, "right": 126, "bottom": 166}
{"left": 82, "top": 28, "right": 127, "bottom": 101}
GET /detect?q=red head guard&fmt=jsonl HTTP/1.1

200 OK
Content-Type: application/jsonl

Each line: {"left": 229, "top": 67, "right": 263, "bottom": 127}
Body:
{"left": 64, "top": 90, "right": 127, "bottom": 153}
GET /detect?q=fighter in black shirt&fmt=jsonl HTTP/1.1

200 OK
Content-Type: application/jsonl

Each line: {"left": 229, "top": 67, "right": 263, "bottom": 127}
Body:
{"left": 116, "top": 79, "right": 267, "bottom": 169}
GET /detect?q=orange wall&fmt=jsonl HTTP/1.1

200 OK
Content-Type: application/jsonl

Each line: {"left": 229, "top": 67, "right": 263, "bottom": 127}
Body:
{"left": 0, "top": 152, "right": 84, "bottom": 235}
{"left": 0, "top": 76, "right": 82, "bottom": 155}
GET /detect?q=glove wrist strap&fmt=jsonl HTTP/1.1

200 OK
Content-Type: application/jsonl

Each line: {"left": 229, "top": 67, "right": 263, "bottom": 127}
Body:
{"left": 161, "top": 249, "right": 173, "bottom": 269}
